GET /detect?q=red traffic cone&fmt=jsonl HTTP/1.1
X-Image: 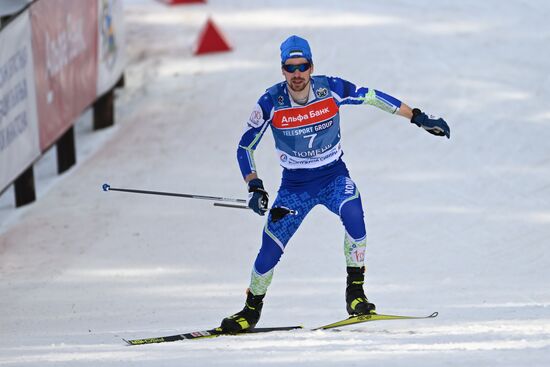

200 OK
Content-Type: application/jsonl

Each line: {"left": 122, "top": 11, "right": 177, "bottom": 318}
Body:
{"left": 195, "top": 18, "right": 231, "bottom": 55}
{"left": 158, "top": 0, "right": 206, "bottom": 5}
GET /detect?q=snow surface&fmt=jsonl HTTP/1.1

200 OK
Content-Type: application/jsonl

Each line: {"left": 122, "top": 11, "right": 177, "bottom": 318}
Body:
{"left": 1, "top": 0, "right": 550, "bottom": 365}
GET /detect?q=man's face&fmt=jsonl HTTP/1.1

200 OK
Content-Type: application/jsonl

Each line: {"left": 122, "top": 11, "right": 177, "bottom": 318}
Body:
{"left": 282, "top": 57, "right": 313, "bottom": 92}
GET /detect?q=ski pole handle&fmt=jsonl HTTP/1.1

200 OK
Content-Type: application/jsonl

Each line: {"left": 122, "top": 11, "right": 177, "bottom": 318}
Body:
{"left": 102, "top": 183, "right": 246, "bottom": 204}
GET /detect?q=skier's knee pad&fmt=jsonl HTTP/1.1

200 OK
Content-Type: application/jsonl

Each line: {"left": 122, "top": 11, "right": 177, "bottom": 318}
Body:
{"left": 339, "top": 197, "right": 366, "bottom": 240}
{"left": 254, "top": 230, "right": 284, "bottom": 274}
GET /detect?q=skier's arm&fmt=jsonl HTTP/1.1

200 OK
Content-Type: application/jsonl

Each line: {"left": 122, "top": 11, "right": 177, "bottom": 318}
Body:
{"left": 328, "top": 77, "right": 402, "bottom": 114}
{"left": 396, "top": 102, "right": 413, "bottom": 119}
{"left": 237, "top": 125, "right": 264, "bottom": 180}
{"left": 244, "top": 172, "right": 258, "bottom": 183}
{"left": 236, "top": 98, "right": 272, "bottom": 180}
{"left": 237, "top": 97, "right": 273, "bottom": 215}
{"left": 329, "top": 77, "right": 450, "bottom": 138}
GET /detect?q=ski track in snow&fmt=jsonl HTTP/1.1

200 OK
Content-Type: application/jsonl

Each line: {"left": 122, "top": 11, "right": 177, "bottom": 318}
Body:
{"left": 1, "top": 0, "right": 550, "bottom": 366}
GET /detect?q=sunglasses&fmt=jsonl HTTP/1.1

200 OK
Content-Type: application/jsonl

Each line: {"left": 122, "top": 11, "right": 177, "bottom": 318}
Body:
{"left": 282, "top": 62, "right": 311, "bottom": 73}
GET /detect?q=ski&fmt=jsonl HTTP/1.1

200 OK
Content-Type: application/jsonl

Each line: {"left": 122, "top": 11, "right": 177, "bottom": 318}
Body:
{"left": 313, "top": 311, "right": 438, "bottom": 330}
{"left": 124, "top": 312, "right": 437, "bottom": 344}
{"left": 124, "top": 325, "right": 303, "bottom": 345}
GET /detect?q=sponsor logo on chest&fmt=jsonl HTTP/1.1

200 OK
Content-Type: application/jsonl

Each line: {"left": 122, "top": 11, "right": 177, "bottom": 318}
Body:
{"left": 272, "top": 98, "right": 339, "bottom": 128}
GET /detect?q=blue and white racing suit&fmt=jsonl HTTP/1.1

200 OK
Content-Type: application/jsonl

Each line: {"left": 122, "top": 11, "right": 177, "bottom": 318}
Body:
{"left": 237, "top": 75, "right": 402, "bottom": 295}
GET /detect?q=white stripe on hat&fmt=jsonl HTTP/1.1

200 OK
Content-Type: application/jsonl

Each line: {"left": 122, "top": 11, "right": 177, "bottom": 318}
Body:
{"left": 289, "top": 51, "right": 303, "bottom": 57}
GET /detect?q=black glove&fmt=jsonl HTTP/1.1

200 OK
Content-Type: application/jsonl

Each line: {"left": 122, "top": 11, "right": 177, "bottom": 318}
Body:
{"left": 411, "top": 108, "right": 450, "bottom": 139}
{"left": 247, "top": 178, "right": 269, "bottom": 216}
{"left": 270, "top": 206, "right": 294, "bottom": 223}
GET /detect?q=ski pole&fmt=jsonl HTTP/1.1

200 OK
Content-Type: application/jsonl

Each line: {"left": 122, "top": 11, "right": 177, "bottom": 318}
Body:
{"left": 212, "top": 202, "right": 250, "bottom": 210}
{"left": 213, "top": 202, "right": 297, "bottom": 214}
{"left": 213, "top": 202, "right": 298, "bottom": 222}
{"left": 102, "top": 183, "right": 246, "bottom": 204}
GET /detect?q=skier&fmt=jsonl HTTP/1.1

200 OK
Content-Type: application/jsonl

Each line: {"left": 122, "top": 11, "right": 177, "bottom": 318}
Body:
{"left": 220, "top": 35, "right": 450, "bottom": 332}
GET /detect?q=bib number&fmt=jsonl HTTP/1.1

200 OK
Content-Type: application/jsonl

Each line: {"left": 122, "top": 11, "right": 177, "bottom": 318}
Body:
{"left": 303, "top": 133, "right": 317, "bottom": 149}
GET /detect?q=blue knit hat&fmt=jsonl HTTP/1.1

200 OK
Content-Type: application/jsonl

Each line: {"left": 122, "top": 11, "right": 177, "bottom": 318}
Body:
{"left": 280, "top": 35, "right": 312, "bottom": 64}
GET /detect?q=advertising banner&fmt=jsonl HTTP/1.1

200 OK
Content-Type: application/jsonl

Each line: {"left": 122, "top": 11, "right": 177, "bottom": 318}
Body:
{"left": 97, "top": 0, "right": 125, "bottom": 97}
{"left": 30, "top": 0, "right": 98, "bottom": 151}
{"left": 0, "top": 10, "right": 40, "bottom": 192}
